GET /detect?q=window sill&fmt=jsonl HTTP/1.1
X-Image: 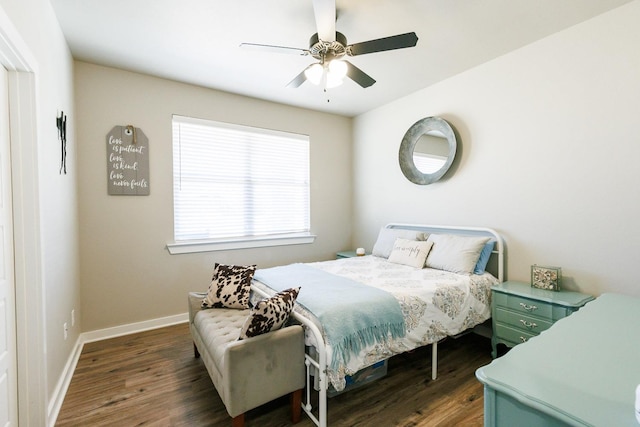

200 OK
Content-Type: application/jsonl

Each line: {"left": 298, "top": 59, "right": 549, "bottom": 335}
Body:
{"left": 166, "top": 233, "right": 316, "bottom": 255}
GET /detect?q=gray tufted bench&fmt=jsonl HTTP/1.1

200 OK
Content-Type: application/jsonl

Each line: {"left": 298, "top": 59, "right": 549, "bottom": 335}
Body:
{"left": 188, "top": 292, "right": 305, "bottom": 427}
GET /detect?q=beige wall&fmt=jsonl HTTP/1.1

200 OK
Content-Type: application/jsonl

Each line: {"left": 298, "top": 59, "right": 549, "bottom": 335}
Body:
{"left": 353, "top": 1, "right": 640, "bottom": 298}
{"left": 74, "top": 62, "right": 353, "bottom": 332}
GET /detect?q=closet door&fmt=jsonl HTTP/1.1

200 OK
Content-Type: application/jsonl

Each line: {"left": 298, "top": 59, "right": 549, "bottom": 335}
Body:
{"left": 0, "top": 64, "right": 18, "bottom": 426}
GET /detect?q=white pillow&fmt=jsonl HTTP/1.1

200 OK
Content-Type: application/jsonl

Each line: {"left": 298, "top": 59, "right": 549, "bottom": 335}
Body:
{"left": 425, "top": 234, "right": 490, "bottom": 274}
{"left": 388, "top": 238, "right": 433, "bottom": 268}
{"left": 371, "top": 227, "right": 426, "bottom": 258}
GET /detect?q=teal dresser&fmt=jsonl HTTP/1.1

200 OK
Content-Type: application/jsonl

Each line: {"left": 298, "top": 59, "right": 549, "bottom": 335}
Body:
{"left": 491, "top": 281, "right": 594, "bottom": 358}
{"left": 477, "top": 293, "right": 640, "bottom": 426}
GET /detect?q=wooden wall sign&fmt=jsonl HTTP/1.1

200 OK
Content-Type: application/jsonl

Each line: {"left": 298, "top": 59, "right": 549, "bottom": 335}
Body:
{"left": 106, "top": 125, "right": 150, "bottom": 195}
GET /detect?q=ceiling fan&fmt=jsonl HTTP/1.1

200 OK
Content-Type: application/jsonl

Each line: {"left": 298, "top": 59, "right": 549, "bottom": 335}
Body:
{"left": 240, "top": 0, "right": 418, "bottom": 89}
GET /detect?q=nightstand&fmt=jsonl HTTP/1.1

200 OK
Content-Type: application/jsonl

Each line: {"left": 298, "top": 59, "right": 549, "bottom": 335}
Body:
{"left": 336, "top": 250, "right": 368, "bottom": 259}
{"left": 491, "top": 281, "right": 594, "bottom": 358}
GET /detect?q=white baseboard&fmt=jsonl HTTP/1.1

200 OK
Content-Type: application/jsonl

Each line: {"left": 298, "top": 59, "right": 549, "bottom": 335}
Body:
{"left": 47, "top": 312, "right": 189, "bottom": 426}
{"left": 81, "top": 312, "right": 188, "bottom": 343}
{"left": 47, "top": 334, "right": 83, "bottom": 427}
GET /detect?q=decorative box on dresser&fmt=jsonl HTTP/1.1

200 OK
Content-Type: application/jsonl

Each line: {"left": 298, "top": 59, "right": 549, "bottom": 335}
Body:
{"left": 491, "top": 281, "right": 594, "bottom": 358}
{"left": 336, "top": 250, "right": 368, "bottom": 259}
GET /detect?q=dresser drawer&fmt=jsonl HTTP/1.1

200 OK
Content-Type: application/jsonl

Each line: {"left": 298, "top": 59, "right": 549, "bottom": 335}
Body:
{"left": 494, "top": 323, "right": 537, "bottom": 346}
{"left": 494, "top": 307, "right": 553, "bottom": 334}
{"left": 493, "top": 292, "right": 552, "bottom": 319}
{"left": 490, "top": 281, "right": 594, "bottom": 358}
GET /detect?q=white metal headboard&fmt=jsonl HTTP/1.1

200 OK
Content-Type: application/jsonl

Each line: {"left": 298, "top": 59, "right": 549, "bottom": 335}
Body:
{"left": 385, "top": 223, "right": 504, "bottom": 282}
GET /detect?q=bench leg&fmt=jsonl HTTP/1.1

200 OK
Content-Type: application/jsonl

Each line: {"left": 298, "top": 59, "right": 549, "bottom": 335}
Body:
{"left": 231, "top": 413, "right": 244, "bottom": 427}
{"left": 193, "top": 343, "right": 200, "bottom": 359}
{"left": 291, "top": 388, "right": 303, "bottom": 424}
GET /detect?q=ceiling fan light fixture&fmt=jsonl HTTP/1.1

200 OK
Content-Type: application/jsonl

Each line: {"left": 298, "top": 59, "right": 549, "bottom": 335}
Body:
{"left": 328, "top": 59, "right": 347, "bottom": 80}
{"left": 304, "top": 63, "right": 324, "bottom": 85}
{"left": 325, "top": 72, "right": 343, "bottom": 88}
{"left": 241, "top": 1, "right": 418, "bottom": 91}
{"left": 324, "top": 59, "right": 347, "bottom": 88}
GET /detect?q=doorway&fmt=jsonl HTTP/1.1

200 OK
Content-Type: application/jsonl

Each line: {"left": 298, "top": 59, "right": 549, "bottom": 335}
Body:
{"left": 0, "top": 63, "right": 17, "bottom": 427}
{"left": 0, "top": 8, "right": 47, "bottom": 426}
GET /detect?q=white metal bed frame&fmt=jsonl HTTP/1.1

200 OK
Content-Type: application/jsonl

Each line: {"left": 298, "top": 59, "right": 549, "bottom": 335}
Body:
{"left": 253, "top": 223, "right": 504, "bottom": 427}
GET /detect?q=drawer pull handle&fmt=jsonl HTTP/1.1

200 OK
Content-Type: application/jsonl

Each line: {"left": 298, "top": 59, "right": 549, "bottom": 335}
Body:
{"left": 519, "top": 336, "right": 528, "bottom": 343}
{"left": 519, "top": 319, "right": 538, "bottom": 329}
{"left": 519, "top": 302, "right": 538, "bottom": 311}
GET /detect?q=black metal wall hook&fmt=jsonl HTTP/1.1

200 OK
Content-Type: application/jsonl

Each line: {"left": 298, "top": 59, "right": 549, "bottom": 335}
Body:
{"left": 57, "top": 110, "right": 67, "bottom": 174}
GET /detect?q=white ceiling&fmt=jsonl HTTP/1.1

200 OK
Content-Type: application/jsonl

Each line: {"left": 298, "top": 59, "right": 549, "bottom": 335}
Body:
{"left": 51, "top": 0, "right": 632, "bottom": 117}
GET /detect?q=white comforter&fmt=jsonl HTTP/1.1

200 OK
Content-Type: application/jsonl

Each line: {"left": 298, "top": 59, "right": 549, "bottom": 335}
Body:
{"left": 253, "top": 255, "right": 498, "bottom": 391}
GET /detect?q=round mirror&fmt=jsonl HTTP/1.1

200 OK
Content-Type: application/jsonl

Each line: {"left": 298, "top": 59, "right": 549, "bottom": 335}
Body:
{"left": 399, "top": 117, "right": 457, "bottom": 185}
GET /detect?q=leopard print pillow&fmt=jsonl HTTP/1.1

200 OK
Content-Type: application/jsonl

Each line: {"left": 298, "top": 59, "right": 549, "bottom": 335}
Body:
{"left": 238, "top": 287, "right": 300, "bottom": 340}
{"left": 202, "top": 263, "right": 256, "bottom": 309}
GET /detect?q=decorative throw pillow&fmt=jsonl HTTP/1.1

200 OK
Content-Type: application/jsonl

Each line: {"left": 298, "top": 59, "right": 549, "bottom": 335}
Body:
{"left": 425, "top": 234, "right": 490, "bottom": 275}
{"left": 202, "top": 263, "right": 256, "bottom": 309}
{"left": 371, "top": 227, "right": 427, "bottom": 259}
{"left": 387, "top": 238, "right": 434, "bottom": 268}
{"left": 238, "top": 287, "right": 300, "bottom": 340}
{"left": 474, "top": 241, "right": 496, "bottom": 274}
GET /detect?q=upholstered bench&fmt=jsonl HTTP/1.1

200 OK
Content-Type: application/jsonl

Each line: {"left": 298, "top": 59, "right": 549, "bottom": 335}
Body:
{"left": 188, "top": 292, "right": 305, "bottom": 427}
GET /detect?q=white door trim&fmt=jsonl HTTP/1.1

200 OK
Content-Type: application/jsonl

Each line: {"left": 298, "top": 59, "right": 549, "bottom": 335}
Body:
{"left": 0, "top": 6, "right": 47, "bottom": 427}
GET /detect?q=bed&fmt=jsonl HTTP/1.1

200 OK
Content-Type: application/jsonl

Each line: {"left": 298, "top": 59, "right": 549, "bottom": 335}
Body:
{"left": 250, "top": 223, "right": 504, "bottom": 427}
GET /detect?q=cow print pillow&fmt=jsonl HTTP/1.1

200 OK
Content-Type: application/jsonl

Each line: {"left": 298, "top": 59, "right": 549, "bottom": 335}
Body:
{"left": 238, "top": 287, "right": 300, "bottom": 340}
{"left": 202, "top": 263, "right": 257, "bottom": 309}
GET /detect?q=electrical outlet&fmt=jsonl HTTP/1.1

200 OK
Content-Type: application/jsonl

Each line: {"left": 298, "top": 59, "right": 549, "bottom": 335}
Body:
{"left": 71, "top": 309, "right": 75, "bottom": 327}
{"left": 64, "top": 322, "right": 68, "bottom": 340}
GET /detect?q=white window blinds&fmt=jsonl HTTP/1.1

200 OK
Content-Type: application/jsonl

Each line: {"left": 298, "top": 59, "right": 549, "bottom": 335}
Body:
{"left": 412, "top": 152, "right": 447, "bottom": 174}
{"left": 172, "top": 115, "right": 310, "bottom": 243}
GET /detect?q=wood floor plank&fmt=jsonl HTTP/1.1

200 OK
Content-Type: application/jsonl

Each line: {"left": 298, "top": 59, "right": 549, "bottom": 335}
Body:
{"left": 56, "top": 323, "right": 492, "bottom": 426}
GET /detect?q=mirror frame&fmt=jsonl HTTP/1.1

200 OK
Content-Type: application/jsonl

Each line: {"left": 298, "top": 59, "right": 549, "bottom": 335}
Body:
{"left": 399, "top": 116, "right": 457, "bottom": 185}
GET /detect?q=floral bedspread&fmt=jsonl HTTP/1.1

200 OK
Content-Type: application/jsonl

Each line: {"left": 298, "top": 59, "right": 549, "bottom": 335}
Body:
{"left": 252, "top": 255, "right": 498, "bottom": 391}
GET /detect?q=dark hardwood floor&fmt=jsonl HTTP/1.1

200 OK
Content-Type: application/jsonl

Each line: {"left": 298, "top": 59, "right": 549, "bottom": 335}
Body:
{"left": 56, "top": 323, "right": 493, "bottom": 426}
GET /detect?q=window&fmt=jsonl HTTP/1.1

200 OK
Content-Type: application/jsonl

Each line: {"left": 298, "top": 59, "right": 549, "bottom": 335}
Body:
{"left": 168, "top": 115, "right": 313, "bottom": 254}
{"left": 412, "top": 152, "right": 447, "bottom": 174}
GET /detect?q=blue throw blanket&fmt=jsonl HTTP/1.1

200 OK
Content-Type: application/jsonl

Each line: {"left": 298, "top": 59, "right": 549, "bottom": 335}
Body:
{"left": 254, "top": 263, "right": 405, "bottom": 372}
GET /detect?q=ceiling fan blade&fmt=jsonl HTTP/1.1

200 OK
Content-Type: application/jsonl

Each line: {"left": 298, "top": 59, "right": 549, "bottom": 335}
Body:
{"left": 344, "top": 61, "right": 375, "bottom": 88}
{"left": 240, "top": 43, "right": 309, "bottom": 56}
{"left": 348, "top": 32, "right": 418, "bottom": 56}
{"left": 286, "top": 67, "right": 310, "bottom": 88}
{"left": 312, "top": 0, "right": 336, "bottom": 42}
